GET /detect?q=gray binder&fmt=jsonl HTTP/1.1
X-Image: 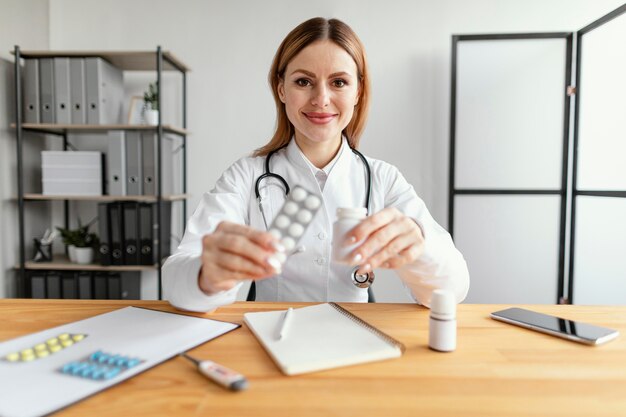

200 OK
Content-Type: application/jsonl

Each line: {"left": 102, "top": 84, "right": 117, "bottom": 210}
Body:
{"left": 46, "top": 273, "right": 62, "bottom": 299}
{"left": 107, "top": 131, "right": 127, "bottom": 195}
{"left": 61, "top": 273, "right": 77, "bottom": 299}
{"left": 153, "top": 201, "right": 172, "bottom": 262}
{"left": 69, "top": 58, "right": 86, "bottom": 124}
{"left": 39, "top": 58, "right": 55, "bottom": 123}
{"left": 107, "top": 273, "right": 121, "bottom": 299}
{"left": 123, "top": 202, "right": 140, "bottom": 265}
{"left": 125, "top": 131, "right": 142, "bottom": 195}
{"left": 98, "top": 202, "right": 111, "bottom": 265}
{"left": 120, "top": 272, "right": 141, "bottom": 299}
{"left": 30, "top": 273, "right": 46, "bottom": 299}
{"left": 85, "top": 57, "right": 124, "bottom": 125}
{"left": 23, "top": 59, "right": 40, "bottom": 123}
{"left": 93, "top": 273, "right": 108, "bottom": 299}
{"left": 141, "top": 133, "right": 174, "bottom": 195}
{"left": 77, "top": 272, "right": 92, "bottom": 299}
{"left": 53, "top": 58, "right": 71, "bottom": 124}
{"left": 110, "top": 203, "right": 123, "bottom": 265}
{"left": 139, "top": 201, "right": 172, "bottom": 265}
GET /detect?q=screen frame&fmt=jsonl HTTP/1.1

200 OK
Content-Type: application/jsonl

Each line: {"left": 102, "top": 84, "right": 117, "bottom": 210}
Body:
{"left": 449, "top": 33, "right": 573, "bottom": 304}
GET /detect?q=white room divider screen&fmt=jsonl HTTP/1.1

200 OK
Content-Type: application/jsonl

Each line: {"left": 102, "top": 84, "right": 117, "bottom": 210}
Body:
{"left": 449, "top": 33, "right": 572, "bottom": 304}
{"left": 570, "top": 6, "right": 626, "bottom": 305}
{"left": 450, "top": 4, "right": 626, "bottom": 305}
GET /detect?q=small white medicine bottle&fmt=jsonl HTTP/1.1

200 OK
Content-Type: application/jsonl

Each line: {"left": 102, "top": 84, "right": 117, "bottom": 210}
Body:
{"left": 428, "top": 289, "right": 457, "bottom": 352}
{"left": 332, "top": 207, "right": 367, "bottom": 264}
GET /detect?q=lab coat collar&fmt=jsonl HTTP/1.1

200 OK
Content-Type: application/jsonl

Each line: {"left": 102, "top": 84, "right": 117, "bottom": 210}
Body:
{"left": 286, "top": 137, "right": 349, "bottom": 175}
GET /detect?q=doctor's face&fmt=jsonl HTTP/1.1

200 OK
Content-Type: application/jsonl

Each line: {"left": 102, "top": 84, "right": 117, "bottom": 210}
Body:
{"left": 278, "top": 40, "right": 360, "bottom": 148}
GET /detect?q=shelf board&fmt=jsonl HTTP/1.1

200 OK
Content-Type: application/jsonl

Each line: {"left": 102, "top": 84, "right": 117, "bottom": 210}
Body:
{"left": 12, "top": 50, "right": 190, "bottom": 72}
{"left": 23, "top": 193, "right": 189, "bottom": 202}
{"left": 20, "top": 256, "right": 158, "bottom": 272}
{"left": 12, "top": 123, "right": 188, "bottom": 136}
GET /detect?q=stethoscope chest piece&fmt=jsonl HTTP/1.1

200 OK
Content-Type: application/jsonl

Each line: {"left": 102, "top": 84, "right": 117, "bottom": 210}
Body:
{"left": 351, "top": 267, "right": 375, "bottom": 289}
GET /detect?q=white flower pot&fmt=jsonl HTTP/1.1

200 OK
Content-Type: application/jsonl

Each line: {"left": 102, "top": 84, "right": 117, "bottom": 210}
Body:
{"left": 74, "top": 247, "right": 94, "bottom": 265}
{"left": 68, "top": 245, "right": 77, "bottom": 263}
{"left": 144, "top": 109, "right": 159, "bottom": 125}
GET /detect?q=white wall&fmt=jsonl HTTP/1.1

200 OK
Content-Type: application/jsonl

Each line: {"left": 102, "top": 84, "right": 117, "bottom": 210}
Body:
{"left": 0, "top": 0, "right": 50, "bottom": 298}
{"left": 1, "top": 0, "right": 623, "bottom": 300}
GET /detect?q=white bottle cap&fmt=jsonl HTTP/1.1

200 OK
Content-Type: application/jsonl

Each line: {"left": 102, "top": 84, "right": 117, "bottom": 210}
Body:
{"left": 430, "top": 289, "right": 456, "bottom": 320}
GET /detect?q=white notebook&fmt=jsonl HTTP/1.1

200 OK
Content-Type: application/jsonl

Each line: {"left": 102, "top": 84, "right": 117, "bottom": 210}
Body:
{"left": 243, "top": 303, "right": 405, "bottom": 375}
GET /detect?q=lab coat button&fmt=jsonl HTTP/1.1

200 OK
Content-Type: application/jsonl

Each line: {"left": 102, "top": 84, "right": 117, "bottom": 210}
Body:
{"left": 317, "top": 232, "right": 327, "bottom": 240}
{"left": 315, "top": 257, "right": 326, "bottom": 265}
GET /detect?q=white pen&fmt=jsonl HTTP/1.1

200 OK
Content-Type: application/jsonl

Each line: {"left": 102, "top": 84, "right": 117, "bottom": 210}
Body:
{"left": 180, "top": 353, "right": 248, "bottom": 391}
{"left": 278, "top": 307, "right": 294, "bottom": 340}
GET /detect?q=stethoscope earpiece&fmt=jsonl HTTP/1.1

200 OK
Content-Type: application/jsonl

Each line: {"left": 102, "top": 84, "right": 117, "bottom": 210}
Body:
{"left": 351, "top": 267, "right": 375, "bottom": 289}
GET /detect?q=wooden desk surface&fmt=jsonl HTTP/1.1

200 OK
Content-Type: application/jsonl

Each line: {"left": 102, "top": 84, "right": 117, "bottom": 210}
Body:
{"left": 1, "top": 300, "right": 626, "bottom": 417}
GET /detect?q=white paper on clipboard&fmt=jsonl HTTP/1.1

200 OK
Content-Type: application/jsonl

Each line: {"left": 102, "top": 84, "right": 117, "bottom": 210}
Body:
{"left": 0, "top": 306, "right": 239, "bottom": 417}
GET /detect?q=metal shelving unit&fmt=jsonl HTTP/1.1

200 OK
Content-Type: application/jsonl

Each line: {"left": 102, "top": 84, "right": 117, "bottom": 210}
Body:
{"left": 12, "top": 46, "right": 189, "bottom": 299}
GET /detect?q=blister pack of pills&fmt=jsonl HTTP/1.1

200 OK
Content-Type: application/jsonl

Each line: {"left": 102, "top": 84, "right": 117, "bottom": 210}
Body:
{"left": 58, "top": 350, "right": 144, "bottom": 381}
{"left": 3, "top": 333, "right": 87, "bottom": 363}
{"left": 268, "top": 185, "right": 322, "bottom": 265}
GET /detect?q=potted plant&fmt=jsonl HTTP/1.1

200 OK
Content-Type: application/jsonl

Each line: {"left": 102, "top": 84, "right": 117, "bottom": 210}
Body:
{"left": 143, "top": 81, "right": 159, "bottom": 125}
{"left": 56, "top": 218, "right": 99, "bottom": 265}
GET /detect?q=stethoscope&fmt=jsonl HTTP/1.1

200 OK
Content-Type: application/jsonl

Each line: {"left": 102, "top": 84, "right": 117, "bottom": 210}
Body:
{"left": 254, "top": 145, "right": 375, "bottom": 289}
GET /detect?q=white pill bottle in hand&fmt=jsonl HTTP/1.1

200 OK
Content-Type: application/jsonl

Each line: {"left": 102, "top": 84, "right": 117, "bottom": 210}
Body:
{"left": 332, "top": 207, "right": 367, "bottom": 264}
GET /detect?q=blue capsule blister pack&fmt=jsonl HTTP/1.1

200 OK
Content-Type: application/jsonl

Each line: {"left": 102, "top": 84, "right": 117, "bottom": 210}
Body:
{"left": 59, "top": 350, "right": 144, "bottom": 381}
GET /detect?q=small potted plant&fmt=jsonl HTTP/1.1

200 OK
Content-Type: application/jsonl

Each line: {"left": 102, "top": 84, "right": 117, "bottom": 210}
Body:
{"left": 56, "top": 218, "right": 99, "bottom": 265}
{"left": 143, "top": 81, "right": 159, "bottom": 125}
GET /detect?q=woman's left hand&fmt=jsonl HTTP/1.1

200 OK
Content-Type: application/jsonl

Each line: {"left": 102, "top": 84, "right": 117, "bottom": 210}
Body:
{"left": 345, "top": 207, "right": 424, "bottom": 274}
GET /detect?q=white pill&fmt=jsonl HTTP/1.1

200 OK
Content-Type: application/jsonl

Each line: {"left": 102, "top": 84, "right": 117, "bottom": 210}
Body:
{"left": 269, "top": 229, "right": 282, "bottom": 239}
{"left": 284, "top": 202, "right": 298, "bottom": 215}
{"left": 296, "top": 210, "right": 313, "bottom": 224}
{"left": 274, "top": 252, "right": 287, "bottom": 264}
{"left": 289, "top": 223, "right": 304, "bottom": 237}
{"left": 305, "top": 195, "right": 321, "bottom": 210}
{"left": 266, "top": 256, "right": 282, "bottom": 273}
{"left": 281, "top": 237, "right": 295, "bottom": 251}
{"left": 275, "top": 215, "right": 290, "bottom": 228}
{"left": 292, "top": 187, "right": 307, "bottom": 202}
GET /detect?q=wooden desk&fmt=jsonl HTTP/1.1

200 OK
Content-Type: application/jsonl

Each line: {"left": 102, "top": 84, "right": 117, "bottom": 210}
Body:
{"left": 1, "top": 300, "right": 626, "bottom": 417}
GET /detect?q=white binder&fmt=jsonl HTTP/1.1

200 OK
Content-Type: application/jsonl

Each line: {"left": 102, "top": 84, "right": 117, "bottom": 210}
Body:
{"left": 125, "top": 131, "right": 142, "bottom": 195}
{"left": 53, "top": 58, "right": 71, "bottom": 124}
{"left": 39, "top": 58, "right": 55, "bottom": 123}
{"left": 23, "top": 59, "right": 40, "bottom": 123}
{"left": 85, "top": 57, "right": 123, "bottom": 125}
{"left": 41, "top": 151, "right": 102, "bottom": 196}
{"left": 69, "top": 58, "right": 86, "bottom": 124}
{"left": 107, "top": 131, "right": 127, "bottom": 195}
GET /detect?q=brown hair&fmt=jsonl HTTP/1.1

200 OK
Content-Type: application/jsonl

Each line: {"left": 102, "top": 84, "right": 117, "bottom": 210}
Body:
{"left": 253, "top": 17, "right": 371, "bottom": 157}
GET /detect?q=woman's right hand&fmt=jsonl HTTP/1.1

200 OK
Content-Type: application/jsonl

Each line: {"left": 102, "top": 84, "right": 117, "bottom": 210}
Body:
{"left": 197, "top": 221, "right": 284, "bottom": 295}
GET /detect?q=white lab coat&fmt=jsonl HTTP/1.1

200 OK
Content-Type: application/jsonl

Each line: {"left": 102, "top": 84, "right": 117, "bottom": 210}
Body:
{"left": 162, "top": 138, "right": 469, "bottom": 312}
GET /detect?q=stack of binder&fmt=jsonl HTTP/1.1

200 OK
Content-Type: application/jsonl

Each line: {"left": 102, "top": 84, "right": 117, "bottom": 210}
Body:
{"left": 41, "top": 151, "right": 104, "bottom": 195}
{"left": 98, "top": 201, "right": 171, "bottom": 266}
{"left": 23, "top": 57, "right": 123, "bottom": 124}
{"left": 29, "top": 271, "right": 140, "bottom": 300}
{"left": 107, "top": 132, "right": 178, "bottom": 196}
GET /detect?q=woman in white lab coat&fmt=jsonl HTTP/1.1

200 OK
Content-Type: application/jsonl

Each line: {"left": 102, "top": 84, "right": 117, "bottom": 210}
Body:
{"left": 162, "top": 17, "right": 469, "bottom": 312}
